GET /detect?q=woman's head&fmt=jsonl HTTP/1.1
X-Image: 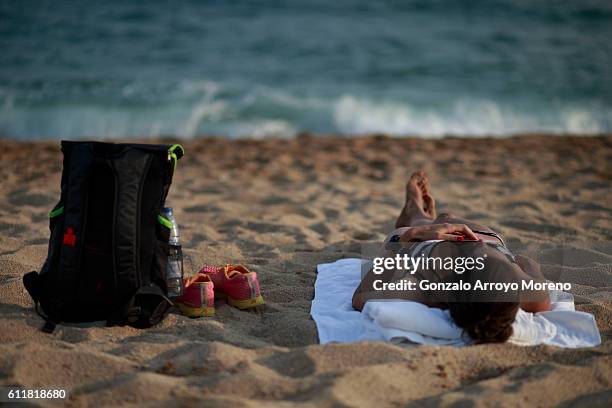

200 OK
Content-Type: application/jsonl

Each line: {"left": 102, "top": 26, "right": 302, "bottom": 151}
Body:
{"left": 448, "top": 297, "right": 519, "bottom": 343}
{"left": 445, "top": 242, "right": 521, "bottom": 344}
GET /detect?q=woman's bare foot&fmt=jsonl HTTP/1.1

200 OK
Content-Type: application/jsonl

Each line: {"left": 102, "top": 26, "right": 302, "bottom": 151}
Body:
{"left": 395, "top": 171, "right": 437, "bottom": 228}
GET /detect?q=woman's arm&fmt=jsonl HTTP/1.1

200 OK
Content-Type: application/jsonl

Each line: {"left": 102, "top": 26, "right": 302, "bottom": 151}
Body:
{"left": 352, "top": 223, "right": 480, "bottom": 311}
{"left": 515, "top": 254, "right": 551, "bottom": 313}
{"left": 352, "top": 263, "right": 402, "bottom": 311}
{"left": 399, "top": 223, "right": 479, "bottom": 242}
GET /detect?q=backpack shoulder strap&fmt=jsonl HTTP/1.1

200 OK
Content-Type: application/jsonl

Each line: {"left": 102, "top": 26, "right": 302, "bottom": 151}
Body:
{"left": 110, "top": 148, "right": 154, "bottom": 300}
{"left": 23, "top": 271, "right": 56, "bottom": 333}
{"left": 51, "top": 143, "right": 95, "bottom": 320}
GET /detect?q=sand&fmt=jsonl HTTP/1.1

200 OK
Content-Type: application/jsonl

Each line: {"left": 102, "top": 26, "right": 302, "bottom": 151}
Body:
{"left": 0, "top": 134, "right": 611, "bottom": 407}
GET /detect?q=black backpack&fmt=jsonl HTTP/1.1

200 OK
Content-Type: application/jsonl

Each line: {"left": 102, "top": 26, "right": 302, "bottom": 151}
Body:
{"left": 23, "top": 141, "right": 184, "bottom": 333}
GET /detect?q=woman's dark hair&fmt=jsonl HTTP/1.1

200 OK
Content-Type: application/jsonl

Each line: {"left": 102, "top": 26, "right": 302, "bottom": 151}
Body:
{"left": 444, "top": 242, "right": 520, "bottom": 344}
{"left": 448, "top": 299, "right": 518, "bottom": 344}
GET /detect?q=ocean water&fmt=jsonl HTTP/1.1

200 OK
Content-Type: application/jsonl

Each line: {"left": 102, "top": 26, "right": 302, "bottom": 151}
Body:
{"left": 1, "top": 0, "right": 611, "bottom": 139}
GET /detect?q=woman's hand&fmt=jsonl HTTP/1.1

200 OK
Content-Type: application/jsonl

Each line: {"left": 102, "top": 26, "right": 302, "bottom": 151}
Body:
{"left": 400, "top": 223, "right": 479, "bottom": 242}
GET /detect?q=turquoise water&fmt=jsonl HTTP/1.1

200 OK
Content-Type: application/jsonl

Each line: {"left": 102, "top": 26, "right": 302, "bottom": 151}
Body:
{"left": 1, "top": 0, "right": 611, "bottom": 139}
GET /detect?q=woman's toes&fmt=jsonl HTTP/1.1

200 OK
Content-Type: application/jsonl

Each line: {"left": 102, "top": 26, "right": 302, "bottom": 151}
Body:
{"left": 406, "top": 173, "right": 423, "bottom": 197}
{"left": 420, "top": 172, "right": 430, "bottom": 192}
{"left": 409, "top": 171, "right": 422, "bottom": 184}
{"left": 423, "top": 194, "right": 437, "bottom": 218}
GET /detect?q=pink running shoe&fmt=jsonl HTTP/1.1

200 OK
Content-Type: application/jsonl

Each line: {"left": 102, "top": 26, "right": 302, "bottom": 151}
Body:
{"left": 200, "top": 265, "right": 264, "bottom": 309}
{"left": 175, "top": 273, "right": 215, "bottom": 317}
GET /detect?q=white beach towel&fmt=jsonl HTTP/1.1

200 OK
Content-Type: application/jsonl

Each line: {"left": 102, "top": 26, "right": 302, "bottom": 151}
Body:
{"left": 311, "top": 258, "right": 601, "bottom": 348}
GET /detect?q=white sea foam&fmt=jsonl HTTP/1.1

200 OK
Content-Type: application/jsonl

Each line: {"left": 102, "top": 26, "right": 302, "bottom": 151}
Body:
{"left": 182, "top": 100, "right": 229, "bottom": 138}
{"left": 1, "top": 85, "right": 610, "bottom": 139}
{"left": 332, "top": 95, "right": 610, "bottom": 137}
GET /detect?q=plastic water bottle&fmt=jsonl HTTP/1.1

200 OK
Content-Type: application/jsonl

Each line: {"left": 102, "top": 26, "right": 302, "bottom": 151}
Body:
{"left": 161, "top": 207, "right": 183, "bottom": 298}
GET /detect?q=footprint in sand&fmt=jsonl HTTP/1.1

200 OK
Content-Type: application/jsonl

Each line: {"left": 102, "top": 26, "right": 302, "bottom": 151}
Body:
{"left": 8, "top": 189, "right": 55, "bottom": 208}
{"left": 0, "top": 222, "right": 28, "bottom": 235}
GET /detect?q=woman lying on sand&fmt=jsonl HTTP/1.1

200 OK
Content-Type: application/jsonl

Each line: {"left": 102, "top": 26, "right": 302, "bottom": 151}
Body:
{"left": 352, "top": 171, "right": 551, "bottom": 343}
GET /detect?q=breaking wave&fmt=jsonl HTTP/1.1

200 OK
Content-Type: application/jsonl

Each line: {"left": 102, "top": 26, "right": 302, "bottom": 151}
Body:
{"left": 1, "top": 83, "right": 610, "bottom": 139}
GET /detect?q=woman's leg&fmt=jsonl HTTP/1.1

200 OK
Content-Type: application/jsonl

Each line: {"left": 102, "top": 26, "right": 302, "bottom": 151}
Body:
{"left": 395, "top": 171, "right": 497, "bottom": 234}
{"left": 395, "top": 171, "right": 437, "bottom": 228}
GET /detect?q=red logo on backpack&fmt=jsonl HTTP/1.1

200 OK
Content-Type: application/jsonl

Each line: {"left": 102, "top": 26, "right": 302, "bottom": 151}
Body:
{"left": 63, "top": 227, "right": 76, "bottom": 247}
